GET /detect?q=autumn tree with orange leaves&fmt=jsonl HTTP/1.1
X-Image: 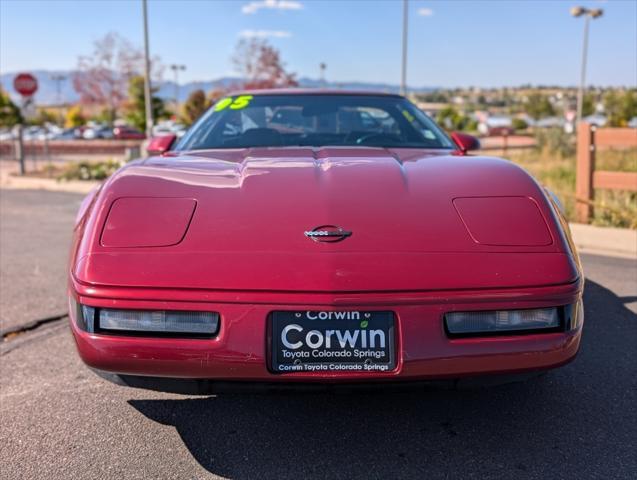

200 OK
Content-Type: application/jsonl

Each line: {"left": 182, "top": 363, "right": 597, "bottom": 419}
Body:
{"left": 232, "top": 39, "right": 298, "bottom": 90}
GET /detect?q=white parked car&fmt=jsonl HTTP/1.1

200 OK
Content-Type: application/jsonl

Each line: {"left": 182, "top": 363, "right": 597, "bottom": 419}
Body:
{"left": 582, "top": 114, "right": 607, "bottom": 128}
{"left": 83, "top": 126, "right": 114, "bottom": 140}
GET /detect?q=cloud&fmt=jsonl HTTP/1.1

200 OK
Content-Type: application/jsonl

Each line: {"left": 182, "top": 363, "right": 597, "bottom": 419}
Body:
{"left": 242, "top": 0, "right": 303, "bottom": 15}
{"left": 239, "top": 29, "right": 293, "bottom": 38}
{"left": 417, "top": 7, "right": 433, "bottom": 17}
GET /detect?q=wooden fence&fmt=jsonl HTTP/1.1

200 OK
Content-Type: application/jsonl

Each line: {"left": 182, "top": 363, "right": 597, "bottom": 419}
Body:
{"left": 575, "top": 123, "right": 637, "bottom": 223}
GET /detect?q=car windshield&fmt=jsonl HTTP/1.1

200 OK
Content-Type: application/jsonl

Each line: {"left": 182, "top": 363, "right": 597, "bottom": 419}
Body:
{"left": 175, "top": 94, "right": 455, "bottom": 150}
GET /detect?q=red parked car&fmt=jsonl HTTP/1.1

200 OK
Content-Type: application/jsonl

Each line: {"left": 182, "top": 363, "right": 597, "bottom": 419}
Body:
{"left": 112, "top": 126, "right": 146, "bottom": 140}
{"left": 69, "top": 91, "right": 583, "bottom": 393}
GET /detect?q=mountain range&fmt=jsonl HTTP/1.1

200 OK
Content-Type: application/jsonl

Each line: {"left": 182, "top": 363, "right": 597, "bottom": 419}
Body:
{"left": 0, "top": 70, "right": 436, "bottom": 106}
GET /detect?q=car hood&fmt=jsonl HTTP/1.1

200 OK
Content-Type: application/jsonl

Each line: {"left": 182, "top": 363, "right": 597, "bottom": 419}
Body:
{"left": 74, "top": 147, "right": 578, "bottom": 292}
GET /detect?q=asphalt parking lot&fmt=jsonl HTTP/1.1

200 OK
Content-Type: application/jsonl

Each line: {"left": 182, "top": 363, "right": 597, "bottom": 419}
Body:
{"left": 0, "top": 189, "right": 636, "bottom": 479}
{"left": 0, "top": 189, "right": 82, "bottom": 332}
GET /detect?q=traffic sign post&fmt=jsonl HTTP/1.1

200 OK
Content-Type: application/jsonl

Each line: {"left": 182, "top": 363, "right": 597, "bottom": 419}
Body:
{"left": 13, "top": 73, "right": 38, "bottom": 176}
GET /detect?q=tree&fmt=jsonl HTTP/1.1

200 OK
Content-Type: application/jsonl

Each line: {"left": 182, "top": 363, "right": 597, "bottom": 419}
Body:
{"left": 604, "top": 89, "right": 637, "bottom": 127}
{"left": 582, "top": 92, "right": 596, "bottom": 118}
{"left": 436, "top": 106, "right": 474, "bottom": 131}
{"left": 208, "top": 88, "right": 227, "bottom": 104}
{"left": 73, "top": 33, "right": 145, "bottom": 125}
{"left": 525, "top": 93, "right": 556, "bottom": 120}
{"left": 124, "top": 75, "right": 166, "bottom": 132}
{"left": 0, "top": 88, "right": 23, "bottom": 127}
{"left": 65, "top": 105, "right": 86, "bottom": 128}
{"left": 232, "top": 38, "right": 298, "bottom": 89}
{"left": 181, "top": 89, "right": 210, "bottom": 125}
{"left": 31, "top": 108, "right": 58, "bottom": 126}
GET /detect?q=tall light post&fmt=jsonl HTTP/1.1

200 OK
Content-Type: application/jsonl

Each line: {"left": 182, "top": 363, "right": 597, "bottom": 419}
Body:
{"left": 319, "top": 62, "right": 327, "bottom": 88}
{"left": 142, "top": 0, "right": 153, "bottom": 138}
{"left": 400, "top": 0, "right": 409, "bottom": 96}
{"left": 170, "top": 64, "right": 186, "bottom": 106}
{"left": 50, "top": 74, "right": 66, "bottom": 106}
{"left": 571, "top": 6, "right": 603, "bottom": 125}
{"left": 50, "top": 73, "right": 66, "bottom": 125}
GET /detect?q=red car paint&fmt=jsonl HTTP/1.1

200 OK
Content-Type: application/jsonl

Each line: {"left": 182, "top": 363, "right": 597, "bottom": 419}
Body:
{"left": 69, "top": 91, "right": 583, "bottom": 387}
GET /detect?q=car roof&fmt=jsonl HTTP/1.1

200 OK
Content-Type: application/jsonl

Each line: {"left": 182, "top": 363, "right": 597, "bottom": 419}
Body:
{"left": 225, "top": 88, "right": 404, "bottom": 98}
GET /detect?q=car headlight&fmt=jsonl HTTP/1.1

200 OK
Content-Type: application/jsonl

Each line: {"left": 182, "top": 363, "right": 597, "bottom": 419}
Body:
{"left": 445, "top": 307, "right": 561, "bottom": 336}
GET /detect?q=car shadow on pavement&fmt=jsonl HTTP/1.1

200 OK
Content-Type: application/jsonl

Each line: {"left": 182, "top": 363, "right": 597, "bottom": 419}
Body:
{"left": 129, "top": 280, "right": 636, "bottom": 479}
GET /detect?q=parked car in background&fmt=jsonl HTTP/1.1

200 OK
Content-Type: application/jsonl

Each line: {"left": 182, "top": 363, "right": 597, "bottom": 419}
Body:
{"left": 0, "top": 128, "right": 14, "bottom": 141}
{"left": 535, "top": 117, "right": 565, "bottom": 129}
{"left": 153, "top": 121, "right": 188, "bottom": 138}
{"left": 113, "top": 126, "right": 146, "bottom": 140}
{"left": 152, "top": 122, "right": 175, "bottom": 137}
{"left": 477, "top": 115, "right": 514, "bottom": 136}
{"left": 83, "top": 125, "right": 114, "bottom": 140}
{"left": 52, "top": 128, "right": 80, "bottom": 140}
{"left": 21, "top": 126, "right": 43, "bottom": 141}
{"left": 582, "top": 114, "right": 607, "bottom": 128}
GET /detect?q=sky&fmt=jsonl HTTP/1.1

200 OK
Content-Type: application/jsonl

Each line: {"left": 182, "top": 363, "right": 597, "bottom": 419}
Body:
{"left": 1, "top": 0, "right": 636, "bottom": 88}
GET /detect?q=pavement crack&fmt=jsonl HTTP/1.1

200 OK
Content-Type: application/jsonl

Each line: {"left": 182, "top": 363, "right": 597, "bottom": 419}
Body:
{"left": 1, "top": 313, "right": 68, "bottom": 341}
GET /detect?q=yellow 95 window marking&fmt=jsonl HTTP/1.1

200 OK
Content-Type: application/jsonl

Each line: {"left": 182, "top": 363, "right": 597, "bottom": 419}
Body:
{"left": 214, "top": 95, "right": 254, "bottom": 112}
{"left": 402, "top": 109, "right": 415, "bottom": 123}
{"left": 213, "top": 97, "right": 233, "bottom": 112}
{"left": 229, "top": 95, "right": 253, "bottom": 110}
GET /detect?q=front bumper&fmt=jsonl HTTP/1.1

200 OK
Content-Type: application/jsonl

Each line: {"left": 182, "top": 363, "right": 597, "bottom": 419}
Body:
{"left": 69, "top": 280, "right": 583, "bottom": 384}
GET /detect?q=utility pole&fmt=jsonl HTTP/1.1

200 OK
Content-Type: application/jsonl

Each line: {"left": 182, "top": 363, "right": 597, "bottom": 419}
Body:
{"left": 142, "top": 0, "right": 153, "bottom": 138}
{"left": 400, "top": 0, "right": 408, "bottom": 96}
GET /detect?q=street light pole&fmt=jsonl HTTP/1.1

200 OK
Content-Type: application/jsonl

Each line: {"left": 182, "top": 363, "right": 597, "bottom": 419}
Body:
{"left": 170, "top": 64, "right": 186, "bottom": 106}
{"left": 400, "top": 0, "right": 408, "bottom": 96}
{"left": 571, "top": 6, "right": 603, "bottom": 125}
{"left": 142, "top": 0, "right": 153, "bottom": 138}
{"left": 50, "top": 74, "right": 66, "bottom": 106}
{"left": 576, "top": 14, "right": 591, "bottom": 125}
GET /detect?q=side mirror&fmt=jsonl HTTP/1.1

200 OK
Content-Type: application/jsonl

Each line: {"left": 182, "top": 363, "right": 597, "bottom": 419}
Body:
{"left": 147, "top": 134, "right": 177, "bottom": 156}
{"left": 450, "top": 132, "right": 481, "bottom": 154}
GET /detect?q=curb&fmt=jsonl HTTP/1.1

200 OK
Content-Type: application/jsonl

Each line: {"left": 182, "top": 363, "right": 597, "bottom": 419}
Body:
{"left": 0, "top": 170, "right": 99, "bottom": 194}
{"left": 569, "top": 223, "right": 637, "bottom": 259}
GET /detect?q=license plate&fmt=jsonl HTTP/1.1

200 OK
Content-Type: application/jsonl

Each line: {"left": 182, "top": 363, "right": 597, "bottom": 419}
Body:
{"left": 270, "top": 311, "right": 395, "bottom": 373}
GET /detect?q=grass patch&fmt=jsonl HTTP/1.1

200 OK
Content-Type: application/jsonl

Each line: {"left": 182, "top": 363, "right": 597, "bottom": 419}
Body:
{"left": 14, "top": 159, "right": 124, "bottom": 182}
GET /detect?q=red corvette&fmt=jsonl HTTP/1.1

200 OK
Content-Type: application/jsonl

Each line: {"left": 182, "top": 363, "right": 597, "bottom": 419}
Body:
{"left": 69, "top": 91, "right": 583, "bottom": 393}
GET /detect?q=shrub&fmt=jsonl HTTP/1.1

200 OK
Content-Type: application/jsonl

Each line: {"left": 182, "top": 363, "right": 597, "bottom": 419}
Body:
{"left": 57, "top": 160, "right": 122, "bottom": 181}
{"left": 511, "top": 118, "right": 528, "bottom": 131}
{"left": 534, "top": 128, "right": 575, "bottom": 159}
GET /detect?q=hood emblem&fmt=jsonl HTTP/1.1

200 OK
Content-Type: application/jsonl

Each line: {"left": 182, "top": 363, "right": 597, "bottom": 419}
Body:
{"left": 304, "top": 225, "right": 352, "bottom": 243}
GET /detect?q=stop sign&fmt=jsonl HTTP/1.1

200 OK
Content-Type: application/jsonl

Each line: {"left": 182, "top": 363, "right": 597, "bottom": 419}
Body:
{"left": 13, "top": 73, "right": 38, "bottom": 97}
